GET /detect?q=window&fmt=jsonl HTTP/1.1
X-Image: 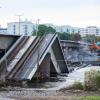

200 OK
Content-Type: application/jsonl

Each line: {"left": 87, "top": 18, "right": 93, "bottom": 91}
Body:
{"left": 96, "top": 29, "right": 98, "bottom": 33}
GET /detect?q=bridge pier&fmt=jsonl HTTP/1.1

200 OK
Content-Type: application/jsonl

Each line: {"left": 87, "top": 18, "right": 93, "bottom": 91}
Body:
{"left": 33, "top": 53, "right": 51, "bottom": 80}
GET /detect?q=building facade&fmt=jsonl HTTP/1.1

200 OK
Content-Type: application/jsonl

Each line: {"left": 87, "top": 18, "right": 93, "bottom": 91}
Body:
{"left": 1, "top": 21, "right": 100, "bottom": 37}
{"left": 79, "top": 26, "right": 100, "bottom": 37}
{"left": 7, "top": 21, "right": 36, "bottom": 35}
{"left": 55, "top": 25, "right": 79, "bottom": 33}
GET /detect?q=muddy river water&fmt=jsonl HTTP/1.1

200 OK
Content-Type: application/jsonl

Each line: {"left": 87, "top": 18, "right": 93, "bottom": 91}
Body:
{"left": 31, "top": 65, "right": 100, "bottom": 90}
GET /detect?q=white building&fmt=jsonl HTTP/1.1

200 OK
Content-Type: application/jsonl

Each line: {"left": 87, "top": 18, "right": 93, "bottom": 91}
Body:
{"left": 7, "top": 21, "right": 36, "bottom": 35}
{"left": 55, "top": 25, "right": 79, "bottom": 33}
{"left": 2, "top": 21, "right": 100, "bottom": 37}
{"left": 79, "top": 26, "right": 100, "bottom": 37}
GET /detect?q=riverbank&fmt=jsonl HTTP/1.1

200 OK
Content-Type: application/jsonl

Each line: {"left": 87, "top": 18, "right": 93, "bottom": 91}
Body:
{"left": 0, "top": 89, "right": 100, "bottom": 100}
{"left": 0, "top": 66, "right": 100, "bottom": 100}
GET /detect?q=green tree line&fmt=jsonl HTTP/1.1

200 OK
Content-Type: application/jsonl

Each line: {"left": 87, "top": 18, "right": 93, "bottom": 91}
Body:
{"left": 32, "top": 24, "right": 81, "bottom": 41}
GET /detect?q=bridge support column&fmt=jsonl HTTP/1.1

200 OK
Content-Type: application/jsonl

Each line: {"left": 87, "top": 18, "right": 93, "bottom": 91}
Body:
{"left": 34, "top": 53, "right": 51, "bottom": 80}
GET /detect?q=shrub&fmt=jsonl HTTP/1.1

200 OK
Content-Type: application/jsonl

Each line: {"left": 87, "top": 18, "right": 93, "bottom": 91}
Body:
{"left": 95, "top": 70, "right": 100, "bottom": 89}
{"left": 84, "top": 70, "right": 100, "bottom": 91}
{"left": 72, "top": 81, "right": 83, "bottom": 90}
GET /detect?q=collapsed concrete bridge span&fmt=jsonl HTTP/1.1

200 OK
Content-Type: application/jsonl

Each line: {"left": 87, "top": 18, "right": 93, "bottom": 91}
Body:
{"left": 0, "top": 34, "right": 69, "bottom": 82}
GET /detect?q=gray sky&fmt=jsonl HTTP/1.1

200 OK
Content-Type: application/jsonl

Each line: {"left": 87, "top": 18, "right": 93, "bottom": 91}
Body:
{"left": 0, "top": 0, "right": 100, "bottom": 27}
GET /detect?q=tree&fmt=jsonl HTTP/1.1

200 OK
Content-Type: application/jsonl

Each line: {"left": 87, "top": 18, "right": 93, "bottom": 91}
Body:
{"left": 38, "top": 25, "right": 47, "bottom": 36}
{"left": 58, "top": 32, "right": 71, "bottom": 40}
{"left": 71, "top": 33, "right": 81, "bottom": 41}
{"left": 46, "top": 26, "right": 56, "bottom": 33}
{"left": 32, "top": 30, "right": 37, "bottom": 36}
{"left": 95, "top": 36, "right": 100, "bottom": 42}
{"left": 84, "top": 34, "right": 96, "bottom": 43}
{"left": 32, "top": 25, "right": 56, "bottom": 36}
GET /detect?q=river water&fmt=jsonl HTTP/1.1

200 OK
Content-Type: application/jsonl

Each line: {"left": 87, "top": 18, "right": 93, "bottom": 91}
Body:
{"left": 30, "top": 65, "right": 100, "bottom": 90}
{"left": 1, "top": 66, "right": 100, "bottom": 99}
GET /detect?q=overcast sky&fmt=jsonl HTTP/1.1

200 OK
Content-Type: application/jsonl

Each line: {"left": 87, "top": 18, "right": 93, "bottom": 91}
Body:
{"left": 0, "top": 0, "right": 100, "bottom": 27}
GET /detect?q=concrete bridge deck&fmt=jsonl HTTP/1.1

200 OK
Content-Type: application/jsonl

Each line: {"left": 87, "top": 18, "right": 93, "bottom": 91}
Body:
{"left": 0, "top": 34, "right": 69, "bottom": 82}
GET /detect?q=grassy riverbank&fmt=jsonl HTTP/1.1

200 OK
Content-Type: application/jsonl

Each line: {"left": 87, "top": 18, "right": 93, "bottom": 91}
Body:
{"left": 12, "top": 96, "right": 100, "bottom": 100}
{"left": 76, "top": 96, "right": 100, "bottom": 100}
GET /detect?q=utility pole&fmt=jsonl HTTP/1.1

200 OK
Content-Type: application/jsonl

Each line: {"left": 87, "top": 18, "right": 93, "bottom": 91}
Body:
{"left": 16, "top": 14, "right": 23, "bottom": 35}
